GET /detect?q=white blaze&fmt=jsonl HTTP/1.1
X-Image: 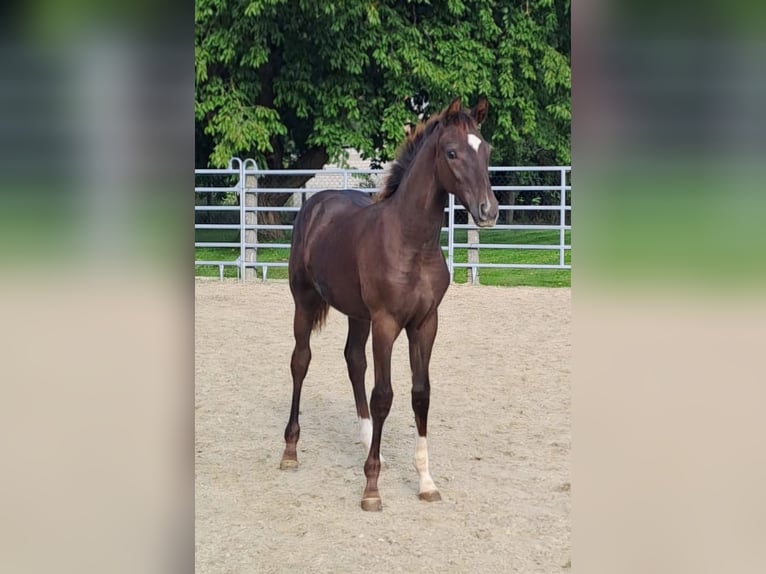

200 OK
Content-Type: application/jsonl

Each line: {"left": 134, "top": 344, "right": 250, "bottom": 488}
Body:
{"left": 414, "top": 434, "right": 437, "bottom": 495}
{"left": 467, "top": 133, "right": 481, "bottom": 152}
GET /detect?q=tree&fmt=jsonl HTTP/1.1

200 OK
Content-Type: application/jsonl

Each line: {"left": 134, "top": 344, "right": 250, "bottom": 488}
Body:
{"left": 195, "top": 0, "right": 570, "bottom": 179}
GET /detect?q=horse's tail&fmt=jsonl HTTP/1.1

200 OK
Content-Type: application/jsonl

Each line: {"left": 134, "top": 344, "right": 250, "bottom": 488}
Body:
{"left": 311, "top": 299, "right": 330, "bottom": 333}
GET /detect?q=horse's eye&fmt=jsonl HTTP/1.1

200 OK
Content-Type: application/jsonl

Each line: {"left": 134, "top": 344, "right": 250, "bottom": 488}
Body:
{"left": 447, "top": 150, "right": 457, "bottom": 160}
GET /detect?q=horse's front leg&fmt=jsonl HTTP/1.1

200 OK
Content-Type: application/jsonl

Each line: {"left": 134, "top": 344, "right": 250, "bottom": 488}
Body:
{"left": 407, "top": 310, "right": 441, "bottom": 502}
{"left": 361, "top": 315, "right": 400, "bottom": 511}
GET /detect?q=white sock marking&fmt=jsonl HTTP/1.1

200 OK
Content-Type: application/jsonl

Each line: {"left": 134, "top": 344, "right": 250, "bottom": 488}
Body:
{"left": 359, "top": 417, "right": 384, "bottom": 463}
{"left": 414, "top": 434, "right": 437, "bottom": 495}
{"left": 359, "top": 417, "right": 372, "bottom": 450}
{"left": 467, "top": 133, "right": 481, "bottom": 152}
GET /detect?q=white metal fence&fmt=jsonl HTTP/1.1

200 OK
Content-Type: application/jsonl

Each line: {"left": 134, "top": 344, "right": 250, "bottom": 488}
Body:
{"left": 195, "top": 157, "right": 571, "bottom": 283}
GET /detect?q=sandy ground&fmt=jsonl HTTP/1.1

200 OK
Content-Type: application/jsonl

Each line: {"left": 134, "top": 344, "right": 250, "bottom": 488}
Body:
{"left": 195, "top": 279, "right": 571, "bottom": 573}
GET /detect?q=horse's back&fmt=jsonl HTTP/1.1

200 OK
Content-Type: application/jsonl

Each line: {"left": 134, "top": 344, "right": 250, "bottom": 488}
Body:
{"left": 301, "top": 188, "right": 373, "bottom": 213}
{"left": 291, "top": 189, "right": 373, "bottom": 252}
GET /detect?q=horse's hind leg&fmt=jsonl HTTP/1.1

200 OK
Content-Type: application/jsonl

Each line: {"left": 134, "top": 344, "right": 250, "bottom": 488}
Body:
{"left": 406, "top": 311, "right": 441, "bottom": 502}
{"left": 279, "top": 286, "right": 323, "bottom": 470}
{"left": 344, "top": 318, "right": 376, "bottom": 456}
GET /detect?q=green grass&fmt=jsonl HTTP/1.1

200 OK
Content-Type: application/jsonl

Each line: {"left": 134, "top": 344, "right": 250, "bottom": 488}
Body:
{"left": 448, "top": 229, "right": 571, "bottom": 287}
{"left": 195, "top": 228, "right": 571, "bottom": 286}
{"left": 195, "top": 228, "right": 292, "bottom": 279}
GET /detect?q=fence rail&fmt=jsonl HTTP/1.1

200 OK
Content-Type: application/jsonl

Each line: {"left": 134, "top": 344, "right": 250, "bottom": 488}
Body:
{"left": 195, "top": 158, "right": 571, "bottom": 283}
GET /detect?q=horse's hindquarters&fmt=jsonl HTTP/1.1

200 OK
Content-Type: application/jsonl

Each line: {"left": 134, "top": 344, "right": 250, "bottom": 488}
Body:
{"left": 292, "top": 191, "right": 375, "bottom": 319}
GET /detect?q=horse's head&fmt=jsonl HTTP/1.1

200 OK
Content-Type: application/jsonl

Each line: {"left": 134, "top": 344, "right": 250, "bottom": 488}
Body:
{"left": 435, "top": 97, "right": 499, "bottom": 227}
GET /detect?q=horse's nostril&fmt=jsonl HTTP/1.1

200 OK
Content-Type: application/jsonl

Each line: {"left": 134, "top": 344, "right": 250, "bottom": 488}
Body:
{"left": 479, "top": 202, "right": 489, "bottom": 219}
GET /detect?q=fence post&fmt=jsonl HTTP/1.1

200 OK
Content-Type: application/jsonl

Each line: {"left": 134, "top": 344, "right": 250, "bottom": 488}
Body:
{"left": 466, "top": 213, "right": 480, "bottom": 285}
{"left": 244, "top": 165, "right": 258, "bottom": 280}
{"left": 233, "top": 159, "right": 246, "bottom": 280}
{"left": 559, "top": 167, "right": 567, "bottom": 268}
{"left": 447, "top": 193, "right": 455, "bottom": 281}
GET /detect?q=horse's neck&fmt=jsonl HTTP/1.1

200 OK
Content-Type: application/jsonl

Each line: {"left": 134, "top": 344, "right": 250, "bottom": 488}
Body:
{"left": 388, "top": 141, "right": 447, "bottom": 248}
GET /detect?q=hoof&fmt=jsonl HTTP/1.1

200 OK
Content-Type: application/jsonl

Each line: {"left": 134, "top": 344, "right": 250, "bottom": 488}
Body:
{"left": 361, "top": 497, "right": 383, "bottom": 512}
{"left": 418, "top": 490, "right": 442, "bottom": 502}
{"left": 279, "top": 458, "right": 298, "bottom": 470}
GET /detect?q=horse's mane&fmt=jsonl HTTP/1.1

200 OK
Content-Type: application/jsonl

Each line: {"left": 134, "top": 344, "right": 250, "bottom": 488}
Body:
{"left": 377, "top": 106, "right": 476, "bottom": 201}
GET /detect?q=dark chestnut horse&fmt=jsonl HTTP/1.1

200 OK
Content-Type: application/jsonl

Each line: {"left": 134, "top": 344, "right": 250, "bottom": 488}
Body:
{"left": 279, "top": 97, "right": 499, "bottom": 511}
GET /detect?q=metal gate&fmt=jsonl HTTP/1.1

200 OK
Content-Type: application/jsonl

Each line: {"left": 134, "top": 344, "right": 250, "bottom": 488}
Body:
{"left": 195, "top": 158, "right": 571, "bottom": 283}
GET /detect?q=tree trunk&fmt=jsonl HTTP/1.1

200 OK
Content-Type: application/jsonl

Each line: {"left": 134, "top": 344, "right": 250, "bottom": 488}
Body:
{"left": 505, "top": 191, "right": 516, "bottom": 225}
{"left": 255, "top": 146, "right": 330, "bottom": 237}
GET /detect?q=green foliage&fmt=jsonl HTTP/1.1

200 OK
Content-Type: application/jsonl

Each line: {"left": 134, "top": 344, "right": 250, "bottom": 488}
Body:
{"left": 196, "top": 0, "right": 570, "bottom": 169}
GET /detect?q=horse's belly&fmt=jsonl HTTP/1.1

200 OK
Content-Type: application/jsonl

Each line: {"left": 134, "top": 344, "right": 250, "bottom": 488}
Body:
{"left": 313, "top": 275, "right": 369, "bottom": 320}
{"left": 327, "top": 295, "right": 371, "bottom": 321}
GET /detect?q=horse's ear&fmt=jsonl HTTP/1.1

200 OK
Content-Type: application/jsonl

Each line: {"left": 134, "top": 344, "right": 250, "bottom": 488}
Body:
{"left": 471, "top": 96, "right": 489, "bottom": 125}
{"left": 445, "top": 96, "right": 462, "bottom": 117}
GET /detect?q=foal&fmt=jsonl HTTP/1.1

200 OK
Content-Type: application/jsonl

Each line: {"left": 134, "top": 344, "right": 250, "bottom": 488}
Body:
{"left": 279, "top": 97, "right": 498, "bottom": 511}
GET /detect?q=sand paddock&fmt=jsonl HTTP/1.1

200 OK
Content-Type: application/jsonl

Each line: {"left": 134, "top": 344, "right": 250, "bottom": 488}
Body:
{"left": 195, "top": 279, "right": 570, "bottom": 573}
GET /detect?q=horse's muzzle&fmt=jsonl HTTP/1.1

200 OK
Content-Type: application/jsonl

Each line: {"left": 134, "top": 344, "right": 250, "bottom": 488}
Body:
{"left": 475, "top": 199, "right": 499, "bottom": 227}
{"left": 475, "top": 215, "right": 498, "bottom": 228}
